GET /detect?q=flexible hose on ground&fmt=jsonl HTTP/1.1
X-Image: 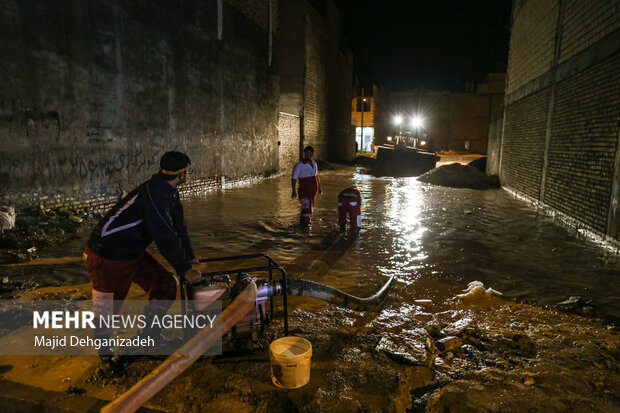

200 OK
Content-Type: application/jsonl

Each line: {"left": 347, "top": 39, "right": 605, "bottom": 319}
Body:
{"left": 282, "top": 276, "right": 394, "bottom": 310}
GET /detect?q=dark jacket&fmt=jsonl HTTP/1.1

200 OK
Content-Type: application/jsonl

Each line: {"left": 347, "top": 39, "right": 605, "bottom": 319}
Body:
{"left": 87, "top": 174, "right": 194, "bottom": 275}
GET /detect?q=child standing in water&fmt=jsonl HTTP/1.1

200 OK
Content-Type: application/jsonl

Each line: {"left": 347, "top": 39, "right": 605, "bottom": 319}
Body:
{"left": 338, "top": 186, "right": 362, "bottom": 235}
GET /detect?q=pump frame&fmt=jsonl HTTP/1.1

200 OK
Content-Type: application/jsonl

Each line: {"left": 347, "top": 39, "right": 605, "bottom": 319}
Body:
{"left": 179, "top": 254, "right": 289, "bottom": 338}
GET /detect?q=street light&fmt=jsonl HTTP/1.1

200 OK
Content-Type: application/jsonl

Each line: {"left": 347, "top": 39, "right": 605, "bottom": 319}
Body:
{"left": 411, "top": 115, "right": 424, "bottom": 129}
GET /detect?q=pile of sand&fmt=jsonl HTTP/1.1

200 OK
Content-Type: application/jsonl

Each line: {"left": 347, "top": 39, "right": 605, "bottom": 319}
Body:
{"left": 417, "top": 163, "right": 500, "bottom": 189}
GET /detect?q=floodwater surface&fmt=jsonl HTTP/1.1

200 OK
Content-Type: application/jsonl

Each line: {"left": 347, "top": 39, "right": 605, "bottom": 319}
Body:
{"left": 4, "top": 166, "right": 619, "bottom": 321}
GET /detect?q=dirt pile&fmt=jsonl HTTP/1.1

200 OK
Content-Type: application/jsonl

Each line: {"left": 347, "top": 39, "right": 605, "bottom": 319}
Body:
{"left": 418, "top": 162, "right": 500, "bottom": 189}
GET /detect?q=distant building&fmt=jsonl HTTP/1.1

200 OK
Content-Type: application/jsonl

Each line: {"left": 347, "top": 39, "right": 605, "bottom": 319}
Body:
{"left": 351, "top": 85, "right": 387, "bottom": 153}
{"left": 387, "top": 74, "right": 506, "bottom": 154}
{"left": 351, "top": 95, "right": 373, "bottom": 152}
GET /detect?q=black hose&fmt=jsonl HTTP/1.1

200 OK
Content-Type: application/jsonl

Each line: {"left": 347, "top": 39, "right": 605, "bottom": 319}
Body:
{"left": 280, "top": 277, "right": 394, "bottom": 310}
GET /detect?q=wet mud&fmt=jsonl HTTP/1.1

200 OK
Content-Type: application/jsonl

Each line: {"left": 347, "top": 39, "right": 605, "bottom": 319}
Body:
{"left": 0, "top": 280, "right": 617, "bottom": 412}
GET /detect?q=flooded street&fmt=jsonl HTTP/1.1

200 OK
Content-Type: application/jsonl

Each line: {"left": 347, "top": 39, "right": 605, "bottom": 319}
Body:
{"left": 1, "top": 165, "right": 619, "bottom": 412}
{"left": 7, "top": 165, "right": 619, "bottom": 321}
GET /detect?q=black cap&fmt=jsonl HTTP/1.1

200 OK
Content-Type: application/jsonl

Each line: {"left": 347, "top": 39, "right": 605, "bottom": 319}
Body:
{"left": 160, "top": 151, "right": 191, "bottom": 174}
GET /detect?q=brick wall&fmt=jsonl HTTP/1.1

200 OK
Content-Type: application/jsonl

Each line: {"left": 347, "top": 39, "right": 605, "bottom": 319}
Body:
{"left": 0, "top": 0, "right": 279, "bottom": 209}
{"left": 500, "top": 0, "right": 620, "bottom": 241}
{"left": 278, "top": 112, "right": 301, "bottom": 171}
{"left": 506, "top": 0, "right": 558, "bottom": 94}
{"left": 544, "top": 54, "right": 620, "bottom": 234}
{"left": 501, "top": 89, "right": 550, "bottom": 200}
{"left": 326, "top": 48, "right": 354, "bottom": 162}
{"left": 559, "top": 0, "right": 619, "bottom": 63}
{"left": 303, "top": 10, "right": 329, "bottom": 159}
{"left": 278, "top": 0, "right": 353, "bottom": 163}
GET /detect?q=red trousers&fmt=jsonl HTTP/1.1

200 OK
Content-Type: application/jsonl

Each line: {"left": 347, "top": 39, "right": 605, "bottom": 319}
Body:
{"left": 299, "top": 195, "right": 316, "bottom": 226}
{"left": 84, "top": 247, "right": 177, "bottom": 335}
{"left": 338, "top": 197, "right": 361, "bottom": 229}
{"left": 298, "top": 175, "right": 318, "bottom": 227}
{"left": 84, "top": 246, "right": 177, "bottom": 303}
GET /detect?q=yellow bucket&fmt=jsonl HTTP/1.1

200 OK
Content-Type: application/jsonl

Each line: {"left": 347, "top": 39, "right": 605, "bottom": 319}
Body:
{"left": 269, "top": 336, "right": 312, "bottom": 389}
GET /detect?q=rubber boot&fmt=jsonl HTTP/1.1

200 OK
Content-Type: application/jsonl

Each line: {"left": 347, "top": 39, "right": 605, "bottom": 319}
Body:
{"left": 95, "top": 333, "right": 124, "bottom": 376}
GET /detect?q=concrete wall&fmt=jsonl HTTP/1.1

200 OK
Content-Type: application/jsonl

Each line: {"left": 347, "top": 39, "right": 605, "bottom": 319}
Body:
{"left": 486, "top": 107, "right": 504, "bottom": 176}
{"left": 500, "top": 0, "right": 620, "bottom": 241}
{"left": 0, "top": 0, "right": 279, "bottom": 208}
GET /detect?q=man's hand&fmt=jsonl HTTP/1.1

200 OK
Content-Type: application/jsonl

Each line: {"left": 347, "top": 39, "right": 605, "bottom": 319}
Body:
{"left": 190, "top": 256, "right": 201, "bottom": 265}
{"left": 291, "top": 190, "right": 297, "bottom": 200}
{"left": 319, "top": 186, "right": 323, "bottom": 197}
{"left": 184, "top": 268, "right": 202, "bottom": 284}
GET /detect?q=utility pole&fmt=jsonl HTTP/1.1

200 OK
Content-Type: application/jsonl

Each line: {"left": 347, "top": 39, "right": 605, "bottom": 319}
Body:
{"left": 360, "top": 87, "right": 364, "bottom": 153}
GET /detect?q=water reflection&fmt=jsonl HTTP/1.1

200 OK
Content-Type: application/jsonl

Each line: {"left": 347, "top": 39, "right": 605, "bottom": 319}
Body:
{"left": 2, "top": 166, "right": 619, "bottom": 321}
{"left": 382, "top": 179, "right": 427, "bottom": 284}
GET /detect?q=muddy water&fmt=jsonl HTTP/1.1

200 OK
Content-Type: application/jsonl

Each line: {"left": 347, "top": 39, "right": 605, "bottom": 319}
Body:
{"left": 3, "top": 166, "right": 619, "bottom": 321}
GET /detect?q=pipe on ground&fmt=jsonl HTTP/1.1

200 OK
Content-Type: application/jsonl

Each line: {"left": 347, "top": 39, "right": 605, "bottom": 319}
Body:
{"left": 101, "top": 280, "right": 258, "bottom": 413}
{"left": 283, "top": 276, "right": 394, "bottom": 310}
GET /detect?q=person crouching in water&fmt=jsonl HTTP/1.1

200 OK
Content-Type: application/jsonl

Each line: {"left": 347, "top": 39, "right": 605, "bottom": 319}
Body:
{"left": 338, "top": 186, "right": 362, "bottom": 236}
{"left": 84, "top": 151, "right": 202, "bottom": 373}
{"left": 291, "top": 146, "right": 323, "bottom": 227}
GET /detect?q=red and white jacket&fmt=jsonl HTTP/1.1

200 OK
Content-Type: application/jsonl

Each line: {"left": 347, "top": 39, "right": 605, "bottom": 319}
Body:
{"left": 292, "top": 161, "right": 319, "bottom": 199}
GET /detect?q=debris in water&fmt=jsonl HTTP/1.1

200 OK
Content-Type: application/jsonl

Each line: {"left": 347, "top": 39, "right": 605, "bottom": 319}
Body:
{"left": 456, "top": 281, "right": 503, "bottom": 299}
{"left": 375, "top": 335, "right": 431, "bottom": 366}
{"left": 555, "top": 296, "right": 597, "bottom": 317}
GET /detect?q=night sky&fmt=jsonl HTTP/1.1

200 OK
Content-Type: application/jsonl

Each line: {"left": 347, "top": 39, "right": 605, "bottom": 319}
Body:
{"left": 333, "top": 0, "right": 513, "bottom": 92}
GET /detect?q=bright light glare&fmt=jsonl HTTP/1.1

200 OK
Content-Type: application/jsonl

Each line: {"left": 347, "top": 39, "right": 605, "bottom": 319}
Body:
{"left": 420, "top": 140, "right": 426, "bottom": 146}
{"left": 387, "top": 136, "right": 393, "bottom": 141}
{"left": 411, "top": 115, "right": 424, "bottom": 129}
{"left": 394, "top": 115, "right": 403, "bottom": 125}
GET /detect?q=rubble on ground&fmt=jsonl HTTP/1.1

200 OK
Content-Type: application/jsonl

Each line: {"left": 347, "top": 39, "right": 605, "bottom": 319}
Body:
{"left": 0, "top": 205, "right": 98, "bottom": 264}
{"left": 418, "top": 162, "right": 500, "bottom": 189}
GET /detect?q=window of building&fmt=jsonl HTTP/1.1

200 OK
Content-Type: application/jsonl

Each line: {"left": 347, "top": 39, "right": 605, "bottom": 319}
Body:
{"left": 356, "top": 98, "right": 371, "bottom": 112}
{"left": 355, "top": 127, "right": 374, "bottom": 152}
{"left": 464, "top": 140, "right": 470, "bottom": 150}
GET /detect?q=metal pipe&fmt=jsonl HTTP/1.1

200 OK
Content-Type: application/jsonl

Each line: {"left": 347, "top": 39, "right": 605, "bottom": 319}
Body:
{"left": 101, "top": 281, "right": 258, "bottom": 413}
{"left": 280, "top": 277, "right": 394, "bottom": 310}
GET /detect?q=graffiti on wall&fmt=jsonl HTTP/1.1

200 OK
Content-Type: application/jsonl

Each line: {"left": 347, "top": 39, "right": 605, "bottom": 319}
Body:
{"left": 0, "top": 99, "right": 61, "bottom": 142}
{"left": 86, "top": 122, "right": 113, "bottom": 144}
{"left": 0, "top": 147, "right": 165, "bottom": 186}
